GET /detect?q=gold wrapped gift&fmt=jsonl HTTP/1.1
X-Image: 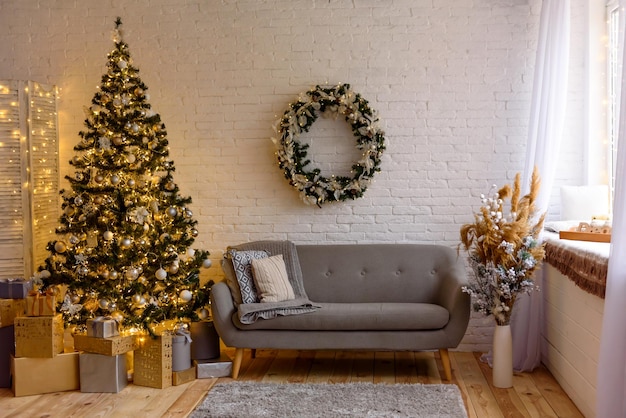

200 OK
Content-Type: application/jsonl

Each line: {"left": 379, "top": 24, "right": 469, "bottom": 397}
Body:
{"left": 172, "top": 366, "right": 196, "bottom": 386}
{"left": 133, "top": 333, "right": 172, "bottom": 389}
{"left": 73, "top": 334, "right": 137, "bottom": 356}
{"left": 14, "top": 314, "right": 64, "bottom": 358}
{"left": 25, "top": 290, "right": 56, "bottom": 316}
{"left": 0, "top": 299, "right": 25, "bottom": 328}
{"left": 11, "top": 352, "right": 79, "bottom": 396}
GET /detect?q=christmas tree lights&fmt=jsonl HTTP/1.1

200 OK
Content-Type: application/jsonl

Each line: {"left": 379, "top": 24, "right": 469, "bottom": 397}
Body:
{"left": 38, "top": 18, "right": 212, "bottom": 335}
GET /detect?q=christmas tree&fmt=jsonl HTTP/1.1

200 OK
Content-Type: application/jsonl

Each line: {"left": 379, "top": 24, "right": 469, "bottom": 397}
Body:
{"left": 38, "top": 18, "right": 212, "bottom": 335}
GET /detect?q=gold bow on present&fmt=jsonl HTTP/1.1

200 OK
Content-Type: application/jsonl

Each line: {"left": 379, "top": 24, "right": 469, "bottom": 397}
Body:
{"left": 26, "top": 289, "right": 56, "bottom": 316}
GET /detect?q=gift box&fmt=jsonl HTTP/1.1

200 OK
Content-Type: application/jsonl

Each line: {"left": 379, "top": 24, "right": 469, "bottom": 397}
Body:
{"left": 172, "top": 330, "right": 192, "bottom": 372}
{"left": 172, "top": 366, "right": 196, "bottom": 386}
{"left": 86, "top": 316, "right": 119, "bottom": 338}
{"left": 0, "top": 279, "right": 33, "bottom": 299}
{"left": 0, "top": 299, "right": 25, "bottom": 328}
{"left": 195, "top": 354, "right": 233, "bottom": 379}
{"left": 133, "top": 333, "right": 172, "bottom": 389}
{"left": 11, "top": 351, "right": 79, "bottom": 396}
{"left": 73, "top": 334, "right": 136, "bottom": 356}
{"left": 0, "top": 326, "right": 15, "bottom": 388}
{"left": 80, "top": 353, "right": 128, "bottom": 393}
{"left": 25, "top": 291, "right": 55, "bottom": 316}
{"left": 190, "top": 320, "right": 220, "bottom": 360}
{"left": 14, "top": 314, "right": 64, "bottom": 358}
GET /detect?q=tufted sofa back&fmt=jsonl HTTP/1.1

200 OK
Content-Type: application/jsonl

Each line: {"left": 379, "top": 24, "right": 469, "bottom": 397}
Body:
{"left": 296, "top": 244, "right": 462, "bottom": 304}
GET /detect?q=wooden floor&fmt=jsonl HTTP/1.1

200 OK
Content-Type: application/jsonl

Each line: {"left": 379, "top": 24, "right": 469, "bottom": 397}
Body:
{"left": 0, "top": 348, "right": 584, "bottom": 417}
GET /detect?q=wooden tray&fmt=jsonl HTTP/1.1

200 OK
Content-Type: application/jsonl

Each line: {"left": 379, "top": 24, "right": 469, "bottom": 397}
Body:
{"left": 559, "top": 230, "right": 611, "bottom": 243}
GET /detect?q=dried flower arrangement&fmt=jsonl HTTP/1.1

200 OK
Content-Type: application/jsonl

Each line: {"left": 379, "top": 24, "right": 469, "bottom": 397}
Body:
{"left": 460, "top": 168, "right": 546, "bottom": 325}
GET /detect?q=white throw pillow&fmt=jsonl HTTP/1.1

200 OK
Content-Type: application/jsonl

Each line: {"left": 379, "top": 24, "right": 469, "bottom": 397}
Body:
{"left": 251, "top": 254, "right": 295, "bottom": 303}
{"left": 560, "top": 185, "right": 609, "bottom": 221}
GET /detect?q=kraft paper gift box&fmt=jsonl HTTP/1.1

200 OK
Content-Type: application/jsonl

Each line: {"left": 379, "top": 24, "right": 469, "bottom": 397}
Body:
{"left": 86, "top": 316, "right": 119, "bottom": 338}
{"left": 195, "top": 355, "right": 233, "bottom": 379}
{"left": 14, "top": 314, "right": 64, "bottom": 358}
{"left": 73, "top": 334, "right": 136, "bottom": 356}
{"left": 133, "top": 333, "right": 172, "bottom": 389}
{"left": 80, "top": 353, "right": 128, "bottom": 393}
{"left": 25, "top": 291, "right": 56, "bottom": 316}
{"left": 0, "top": 325, "right": 15, "bottom": 388}
{"left": 0, "top": 299, "right": 25, "bottom": 328}
{"left": 0, "top": 279, "right": 33, "bottom": 299}
{"left": 11, "top": 351, "right": 80, "bottom": 397}
{"left": 172, "top": 366, "right": 196, "bottom": 386}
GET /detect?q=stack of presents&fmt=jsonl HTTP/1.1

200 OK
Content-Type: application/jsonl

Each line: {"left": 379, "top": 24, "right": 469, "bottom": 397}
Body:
{"left": 0, "top": 278, "right": 232, "bottom": 396}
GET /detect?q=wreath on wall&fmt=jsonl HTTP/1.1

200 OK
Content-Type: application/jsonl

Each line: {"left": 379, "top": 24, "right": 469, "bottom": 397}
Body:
{"left": 272, "top": 83, "right": 386, "bottom": 207}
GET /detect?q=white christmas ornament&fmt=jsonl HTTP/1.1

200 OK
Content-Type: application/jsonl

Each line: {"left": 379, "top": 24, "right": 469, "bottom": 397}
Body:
{"left": 179, "top": 289, "right": 192, "bottom": 302}
{"left": 103, "top": 231, "right": 114, "bottom": 241}
{"left": 155, "top": 268, "right": 168, "bottom": 280}
{"left": 202, "top": 258, "right": 212, "bottom": 268}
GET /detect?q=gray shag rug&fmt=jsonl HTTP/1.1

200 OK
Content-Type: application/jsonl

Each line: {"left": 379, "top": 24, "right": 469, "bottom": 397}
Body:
{"left": 190, "top": 381, "right": 468, "bottom": 418}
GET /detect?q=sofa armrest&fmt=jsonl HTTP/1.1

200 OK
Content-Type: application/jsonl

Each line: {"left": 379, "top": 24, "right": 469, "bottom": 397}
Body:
{"left": 435, "top": 262, "right": 471, "bottom": 347}
{"left": 209, "top": 281, "right": 239, "bottom": 346}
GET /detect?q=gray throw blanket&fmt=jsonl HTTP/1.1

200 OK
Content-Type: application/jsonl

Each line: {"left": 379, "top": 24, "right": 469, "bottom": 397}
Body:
{"left": 227, "top": 240, "right": 320, "bottom": 324}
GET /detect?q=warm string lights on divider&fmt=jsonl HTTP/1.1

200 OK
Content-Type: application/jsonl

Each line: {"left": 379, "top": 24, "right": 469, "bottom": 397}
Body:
{"left": 0, "top": 80, "right": 60, "bottom": 279}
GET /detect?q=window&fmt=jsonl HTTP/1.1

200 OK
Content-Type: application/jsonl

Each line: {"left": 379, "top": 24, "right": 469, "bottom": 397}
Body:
{"left": 607, "top": 1, "right": 620, "bottom": 204}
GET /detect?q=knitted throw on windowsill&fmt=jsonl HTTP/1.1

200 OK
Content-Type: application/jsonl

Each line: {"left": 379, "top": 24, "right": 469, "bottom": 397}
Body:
{"left": 543, "top": 233, "right": 608, "bottom": 299}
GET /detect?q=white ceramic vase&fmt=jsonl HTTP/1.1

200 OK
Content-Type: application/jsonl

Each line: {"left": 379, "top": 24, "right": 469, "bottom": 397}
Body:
{"left": 492, "top": 324, "right": 513, "bottom": 388}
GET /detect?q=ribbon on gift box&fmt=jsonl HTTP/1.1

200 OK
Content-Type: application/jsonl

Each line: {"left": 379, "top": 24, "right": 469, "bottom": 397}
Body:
{"left": 26, "top": 289, "right": 56, "bottom": 316}
{"left": 87, "top": 316, "right": 119, "bottom": 338}
{"left": 0, "top": 278, "right": 33, "bottom": 299}
{"left": 174, "top": 324, "right": 192, "bottom": 344}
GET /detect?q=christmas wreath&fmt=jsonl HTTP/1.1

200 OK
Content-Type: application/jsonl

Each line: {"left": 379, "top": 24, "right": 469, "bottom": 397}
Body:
{"left": 272, "top": 83, "right": 385, "bottom": 207}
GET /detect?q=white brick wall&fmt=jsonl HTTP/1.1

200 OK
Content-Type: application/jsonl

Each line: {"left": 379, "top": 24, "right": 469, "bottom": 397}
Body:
{"left": 0, "top": 0, "right": 587, "bottom": 351}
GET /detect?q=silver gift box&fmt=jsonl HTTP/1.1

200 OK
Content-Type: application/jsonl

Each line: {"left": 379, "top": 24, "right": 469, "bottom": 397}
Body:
{"left": 195, "top": 355, "right": 232, "bottom": 378}
{"left": 79, "top": 352, "right": 128, "bottom": 393}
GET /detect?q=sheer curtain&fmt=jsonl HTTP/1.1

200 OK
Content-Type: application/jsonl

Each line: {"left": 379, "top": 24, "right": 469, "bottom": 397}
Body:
{"left": 513, "top": 0, "right": 570, "bottom": 372}
{"left": 596, "top": 3, "right": 626, "bottom": 414}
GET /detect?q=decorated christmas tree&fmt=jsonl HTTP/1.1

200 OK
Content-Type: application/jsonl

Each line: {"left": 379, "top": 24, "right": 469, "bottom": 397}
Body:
{"left": 38, "top": 18, "right": 212, "bottom": 335}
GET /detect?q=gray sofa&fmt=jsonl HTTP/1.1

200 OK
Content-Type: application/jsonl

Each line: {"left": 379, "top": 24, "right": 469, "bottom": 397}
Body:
{"left": 210, "top": 240, "right": 471, "bottom": 380}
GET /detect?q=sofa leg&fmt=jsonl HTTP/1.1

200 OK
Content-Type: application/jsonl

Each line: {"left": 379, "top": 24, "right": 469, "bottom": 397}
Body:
{"left": 439, "top": 348, "right": 452, "bottom": 381}
{"left": 251, "top": 349, "right": 257, "bottom": 359}
{"left": 232, "top": 348, "right": 244, "bottom": 379}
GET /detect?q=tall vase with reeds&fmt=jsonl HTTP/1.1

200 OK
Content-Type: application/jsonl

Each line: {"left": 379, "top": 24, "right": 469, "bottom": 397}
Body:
{"left": 459, "top": 168, "right": 546, "bottom": 388}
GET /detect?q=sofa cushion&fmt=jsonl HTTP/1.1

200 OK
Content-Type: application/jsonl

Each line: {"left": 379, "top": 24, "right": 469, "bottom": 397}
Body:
{"left": 230, "top": 250, "right": 269, "bottom": 304}
{"left": 251, "top": 255, "right": 295, "bottom": 303}
{"left": 226, "top": 241, "right": 309, "bottom": 300}
{"left": 233, "top": 302, "right": 450, "bottom": 331}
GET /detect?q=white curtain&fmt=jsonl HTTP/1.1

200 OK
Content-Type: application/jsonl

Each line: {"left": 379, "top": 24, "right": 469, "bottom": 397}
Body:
{"left": 513, "top": 0, "right": 570, "bottom": 372}
{"left": 596, "top": 4, "right": 626, "bottom": 414}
